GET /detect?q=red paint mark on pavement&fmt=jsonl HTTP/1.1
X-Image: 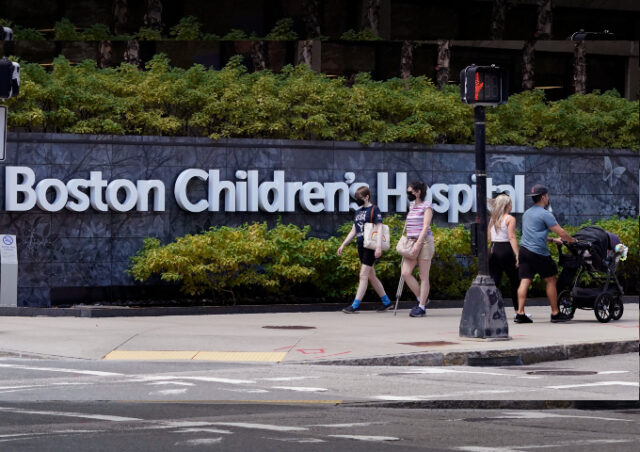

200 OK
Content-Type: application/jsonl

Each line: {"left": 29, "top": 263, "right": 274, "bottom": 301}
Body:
{"left": 296, "top": 348, "right": 325, "bottom": 355}
{"left": 273, "top": 345, "right": 296, "bottom": 351}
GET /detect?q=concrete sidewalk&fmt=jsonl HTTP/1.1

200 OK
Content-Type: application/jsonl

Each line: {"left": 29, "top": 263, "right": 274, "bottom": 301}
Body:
{"left": 1, "top": 303, "right": 637, "bottom": 366}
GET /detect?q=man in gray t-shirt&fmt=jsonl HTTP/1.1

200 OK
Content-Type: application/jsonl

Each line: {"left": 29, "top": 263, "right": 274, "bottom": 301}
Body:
{"left": 516, "top": 185, "right": 575, "bottom": 324}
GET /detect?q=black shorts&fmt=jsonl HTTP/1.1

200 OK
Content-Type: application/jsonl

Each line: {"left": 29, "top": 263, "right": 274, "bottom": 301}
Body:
{"left": 357, "top": 243, "right": 376, "bottom": 266}
{"left": 518, "top": 246, "right": 557, "bottom": 280}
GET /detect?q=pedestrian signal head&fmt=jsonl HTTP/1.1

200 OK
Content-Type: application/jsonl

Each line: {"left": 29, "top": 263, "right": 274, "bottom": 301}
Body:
{"left": 460, "top": 65, "right": 508, "bottom": 106}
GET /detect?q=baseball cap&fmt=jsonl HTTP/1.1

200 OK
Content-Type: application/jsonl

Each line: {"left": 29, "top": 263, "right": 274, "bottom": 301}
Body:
{"left": 527, "top": 184, "right": 548, "bottom": 197}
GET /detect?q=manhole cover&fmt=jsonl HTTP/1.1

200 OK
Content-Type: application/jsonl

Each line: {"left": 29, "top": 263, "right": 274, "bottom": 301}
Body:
{"left": 398, "top": 341, "right": 457, "bottom": 347}
{"left": 262, "top": 325, "right": 316, "bottom": 330}
{"left": 526, "top": 370, "right": 598, "bottom": 376}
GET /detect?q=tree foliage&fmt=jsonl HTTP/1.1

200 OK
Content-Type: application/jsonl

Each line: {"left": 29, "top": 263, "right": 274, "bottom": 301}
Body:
{"left": 5, "top": 55, "right": 638, "bottom": 149}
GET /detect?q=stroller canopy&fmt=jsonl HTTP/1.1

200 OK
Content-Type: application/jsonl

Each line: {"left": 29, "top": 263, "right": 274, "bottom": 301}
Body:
{"left": 573, "top": 226, "right": 612, "bottom": 270}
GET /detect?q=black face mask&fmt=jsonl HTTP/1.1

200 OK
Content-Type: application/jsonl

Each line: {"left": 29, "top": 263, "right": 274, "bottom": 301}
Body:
{"left": 355, "top": 198, "right": 366, "bottom": 207}
{"left": 407, "top": 192, "right": 417, "bottom": 202}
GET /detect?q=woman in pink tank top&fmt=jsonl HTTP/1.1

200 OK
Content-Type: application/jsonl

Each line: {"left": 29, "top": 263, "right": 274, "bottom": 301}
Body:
{"left": 401, "top": 181, "right": 435, "bottom": 318}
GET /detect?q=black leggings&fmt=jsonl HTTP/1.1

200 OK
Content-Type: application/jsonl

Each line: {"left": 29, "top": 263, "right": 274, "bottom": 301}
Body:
{"left": 489, "top": 242, "right": 520, "bottom": 310}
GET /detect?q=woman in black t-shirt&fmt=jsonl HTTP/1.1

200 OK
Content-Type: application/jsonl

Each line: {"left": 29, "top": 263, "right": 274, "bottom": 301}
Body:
{"left": 337, "top": 186, "right": 392, "bottom": 313}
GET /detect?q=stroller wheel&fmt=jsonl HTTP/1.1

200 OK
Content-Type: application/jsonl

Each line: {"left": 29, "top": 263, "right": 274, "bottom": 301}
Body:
{"left": 611, "top": 297, "right": 624, "bottom": 321}
{"left": 558, "top": 290, "right": 575, "bottom": 318}
{"left": 594, "top": 293, "right": 612, "bottom": 323}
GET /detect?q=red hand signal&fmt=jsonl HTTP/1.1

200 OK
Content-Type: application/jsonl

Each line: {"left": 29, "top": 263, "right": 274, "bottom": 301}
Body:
{"left": 474, "top": 72, "right": 484, "bottom": 101}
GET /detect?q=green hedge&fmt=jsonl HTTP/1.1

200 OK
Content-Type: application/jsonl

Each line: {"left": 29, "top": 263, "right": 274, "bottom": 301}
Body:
{"left": 5, "top": 54, "right": 638, "bottom": 149}
{"left": 128, "top": 217, "right": 638, "bottom": 302}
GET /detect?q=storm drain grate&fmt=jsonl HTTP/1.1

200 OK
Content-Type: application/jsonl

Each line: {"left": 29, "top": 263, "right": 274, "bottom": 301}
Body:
{"left": 526, "top": 370, "right": 598, "bottom": 376}
{"left": 262, "top": 325, "right": 316, "bottom": 330}
{"left": 398, "top": 341, "right": 458, "bottom": 347}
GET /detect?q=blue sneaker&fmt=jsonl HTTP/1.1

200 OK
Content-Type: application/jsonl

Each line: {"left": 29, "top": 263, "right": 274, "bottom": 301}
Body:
{"left": 409, "top": 305, "right": 426, "bottom": 317}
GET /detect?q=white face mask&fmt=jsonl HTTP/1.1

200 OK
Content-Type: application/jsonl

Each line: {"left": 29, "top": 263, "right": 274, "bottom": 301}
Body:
{"left": 547, "top": 202, "right": 553, "bottom": 213}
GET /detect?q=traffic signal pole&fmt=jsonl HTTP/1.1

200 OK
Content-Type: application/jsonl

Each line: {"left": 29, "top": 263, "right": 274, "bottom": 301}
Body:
{"left": 474, "top": 106, "right": 489, "bottom": 277}
{"left": 458, "top": 65, "right": 510, "bottom": 340}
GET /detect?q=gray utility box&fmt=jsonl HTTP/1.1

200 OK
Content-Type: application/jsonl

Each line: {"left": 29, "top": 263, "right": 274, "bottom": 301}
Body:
{"left": 0, "top": 234, "right": 17, "bottom": 306}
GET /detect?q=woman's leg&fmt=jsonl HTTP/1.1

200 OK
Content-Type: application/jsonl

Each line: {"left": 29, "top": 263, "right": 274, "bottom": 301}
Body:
{"left": 417, "top": 258, "right": 432, "bottom": 307}
{"left": 368, "top": 266, "right": 386, "bottom": 297}
{"left": 355, "top": 264, "right": 373, "bottom": 301}
{"left": 505, "top": 260, "right": 520, "bottom": 310}
{"left": 401, "top": 258, "right": 420, "bottom": 299}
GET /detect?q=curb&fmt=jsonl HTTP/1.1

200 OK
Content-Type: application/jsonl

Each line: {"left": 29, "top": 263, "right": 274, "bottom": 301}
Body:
{"left": 341, "top": 400, "right": 640, "bottom": 410}
{"left": 3, "top": 297, "right": 637, "bottom": 317}
{"left": 306, "top": 340, "right": 639, "bottom": 367}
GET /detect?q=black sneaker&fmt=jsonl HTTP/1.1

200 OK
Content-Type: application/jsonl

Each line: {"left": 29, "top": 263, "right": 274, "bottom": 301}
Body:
{"left": 409, "top": 305, "right": 426, "bottom": 317}
{"left": 550, "top": 312, "right": 572, "bottom": 323}
{"left": 514, "top": 313, "right": 533, "bottom": 323}
{"left": 376, "top": 303, "right": 394, "bottom": 312}
{"left": 342, "top": 305, "right": 358, "bottom": 314}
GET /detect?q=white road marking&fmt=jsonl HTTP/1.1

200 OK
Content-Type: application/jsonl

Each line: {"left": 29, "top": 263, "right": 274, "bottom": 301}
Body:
{"left": 597, "top": 371, "right": 629, "bottom": 375}
{"left": 271, "top": 386, "right": 328, "bottom": 392}
{"left": 457, "top": 439, "right": 633, "bottom": 451}
{"left": 545, "top": 381, "right": 639, "bottom": 390}
{"left": 0, "top": 407, "right": 141, "bottom": 422}
{"left": 329, "top": 434, "right": 400, "bottom": 442}
{"left": 154, "top": 421, "right": 215, "bottom": 429}
{"left": 150, "top": 389, "right": 189, "bottom": 396}
{"left": 0, "top": 430, "right": 104, "bottom": 443}
{"left": 493, "top": 411, "right": 635, "bottom": 422}
{"left": 260, "top": 376, "right": 320, "bottom": 381}
{"left": 210, "top": 422, "right": 308, "bottom": 432}
{"left": 311, "top": 422, "right": 377, "bottom": 428}
{"left": 129, "top": 375, "right": 255, "bottom": 385}
{"left": 174, "top": 438, "right": 223, "bottom": 446}
{"left": 175, "top": 428, "right": 233, "bottom": 434}
{"left": 147, "top": 381, "right": 195, "bottom": 386}
{"left": 392, "top": 368, "right": 509, "bottom": 377}
{"left": 0, "top": 382, "right": 92, "bottom": 394}
{"left": 374, "top": 389, "right": 516, "bottom": 401}
{"left": 0, "top": 363, "right": 123, "bottom": 377}
{"left": 265, "top": 437, "right": 325, "bottom": 443}
{"left": 221, "top": 388, "right": 269, "bottom": 393}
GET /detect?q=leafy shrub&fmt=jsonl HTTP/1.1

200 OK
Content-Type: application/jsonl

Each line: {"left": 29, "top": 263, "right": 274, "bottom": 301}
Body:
{"left": 135, "top": 27, "right": 163, "bottom": 41}
{"left": 487, "top": 90, "right": 640, "bottom": 149}
{"left": 221, "top": 29, "right": 249, "bottom": 40}
{"left": 54, "top": 18, "right": 81, "bottom": 40}
{"left": 129, "top": 216, "right": 638, "bottom": 303}
{"left": 340, "top": 28, "right": 382, "bottom": 40}
{"left": 170, "top": 16, "right": 202, "bottom": 40}
{"left": 129, "top": 217, "right": 475, "bottom": 301}
{"left": 4, "top": 55, "right": 638, "bottom": 150}
{"left": 265, "top": 18, "right": 298, "bottom": 40}
{"left": 81, "top": 23, "right": 112, "bottom": 40}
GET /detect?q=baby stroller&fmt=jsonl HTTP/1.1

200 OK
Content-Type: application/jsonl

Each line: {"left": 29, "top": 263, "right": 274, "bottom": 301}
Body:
{"left": 556, "top": 226, "right": 626, "bottom": 323}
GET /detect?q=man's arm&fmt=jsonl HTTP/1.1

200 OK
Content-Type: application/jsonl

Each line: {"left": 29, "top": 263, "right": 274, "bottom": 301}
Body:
{"left": 549, "top": 224, "right": 575, "bottom": 243}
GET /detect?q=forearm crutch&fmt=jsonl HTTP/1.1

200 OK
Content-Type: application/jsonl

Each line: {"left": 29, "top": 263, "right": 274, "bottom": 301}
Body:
{"left": 393, "top": 256, "right": 405, "bottom": 316}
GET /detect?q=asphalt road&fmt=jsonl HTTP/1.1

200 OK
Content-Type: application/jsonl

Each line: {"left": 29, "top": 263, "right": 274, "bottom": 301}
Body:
{"left": 0, "top": 402, "right": 638, "bottom": 451}
{"left": 0, "top": 353, "right": 637, "bottom": 402}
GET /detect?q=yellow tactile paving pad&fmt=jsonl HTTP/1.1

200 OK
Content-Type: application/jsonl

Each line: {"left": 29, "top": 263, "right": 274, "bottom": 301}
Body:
{"left": 103, "top": 350, "right": 287, "bottom": 362}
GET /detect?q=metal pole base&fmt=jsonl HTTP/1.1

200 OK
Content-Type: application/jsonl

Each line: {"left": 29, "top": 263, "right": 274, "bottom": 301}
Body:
{"left": 459, "top": 275, "right": 510, "bottom": 339}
